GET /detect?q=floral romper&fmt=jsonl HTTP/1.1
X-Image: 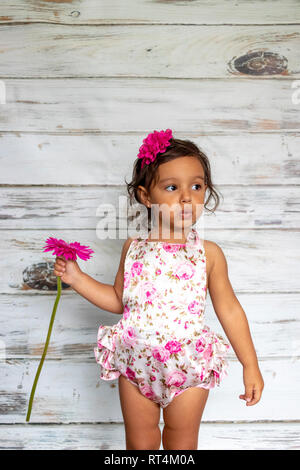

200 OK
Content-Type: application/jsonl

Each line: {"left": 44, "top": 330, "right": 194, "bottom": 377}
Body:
{"left": 94, "top": 226, "right": 231, "bottom": 408}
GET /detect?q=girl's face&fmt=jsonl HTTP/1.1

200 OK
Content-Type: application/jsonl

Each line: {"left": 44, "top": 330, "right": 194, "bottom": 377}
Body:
{"left": 138, "top": 156, "right": 207, "bottom": 236}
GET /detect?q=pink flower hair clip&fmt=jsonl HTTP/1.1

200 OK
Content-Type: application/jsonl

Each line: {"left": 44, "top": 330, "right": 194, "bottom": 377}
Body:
{"left": 137, "top": 128, "right": 173, "bottom": 169}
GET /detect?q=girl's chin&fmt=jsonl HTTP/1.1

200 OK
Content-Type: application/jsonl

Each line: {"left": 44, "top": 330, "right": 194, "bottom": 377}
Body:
{"left": 176, "top": 218, "right": 193, "bottom": 226}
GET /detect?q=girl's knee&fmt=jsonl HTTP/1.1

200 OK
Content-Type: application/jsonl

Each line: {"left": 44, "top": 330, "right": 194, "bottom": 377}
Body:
{"left": 162, "top": 424, "right": 198, "bottom": 450}
{"left": 126, "top": 425, "right": 161, "bottom": 450}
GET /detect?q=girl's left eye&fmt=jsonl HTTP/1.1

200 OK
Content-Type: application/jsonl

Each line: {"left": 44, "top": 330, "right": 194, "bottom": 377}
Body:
{"left": 165, "top": 184, "right": 202, "bottom": 191}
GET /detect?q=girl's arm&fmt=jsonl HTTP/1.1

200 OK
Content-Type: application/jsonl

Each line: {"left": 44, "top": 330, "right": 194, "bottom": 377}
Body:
{"left": 55, "top": 238, "right": 133, "bottom": 315}
{"left": 207, "top": 241, "right": 257, "bottom": 366}
{"left": 206, "top": 241, "right": 264, "bottom": 405}
{"left": 71, "top": 272, "right": 123, "bottom": 314}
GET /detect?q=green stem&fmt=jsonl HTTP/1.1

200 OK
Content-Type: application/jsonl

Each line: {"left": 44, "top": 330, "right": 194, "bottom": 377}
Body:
{"left": 26, "top": 276, "right": 62, "bottom": 422}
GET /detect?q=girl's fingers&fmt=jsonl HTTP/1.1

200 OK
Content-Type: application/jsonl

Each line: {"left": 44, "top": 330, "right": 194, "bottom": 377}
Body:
{"left": 55, "top": 266, "right": 65, "bottom": 273}
{"left": 55, "top": 258, "right": 66, "bottom": 267}
{"left": 54, "top": 265, "right": 65, "bottom": 275}
{"left": 54, "top": 266, "right": 66, "bottom": 273}
{"left": 239, "top": 388, "right": 261, "bottom": 406}
{"left": 246, "top": 388, "right": 261, "bottom": 406}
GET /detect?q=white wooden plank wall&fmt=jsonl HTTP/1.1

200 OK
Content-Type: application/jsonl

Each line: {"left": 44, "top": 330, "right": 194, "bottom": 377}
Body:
{"left": 0, "top": 0, "right": 299, "bottom": 450}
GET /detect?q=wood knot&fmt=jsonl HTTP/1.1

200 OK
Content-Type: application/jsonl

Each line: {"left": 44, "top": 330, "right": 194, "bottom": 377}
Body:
{"left": 229, "top": 51, "right": 288, "bottom": 76}
{"left": 22, "top": 262, "right": 70, "bottom": 290}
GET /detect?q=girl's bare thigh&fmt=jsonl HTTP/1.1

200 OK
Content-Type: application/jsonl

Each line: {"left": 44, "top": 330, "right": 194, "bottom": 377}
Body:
{"left": 162, "top": 387, "right": 210, "bottom": 450}
{"left": 118, "top": 374, "right": 161, "bottom": 450}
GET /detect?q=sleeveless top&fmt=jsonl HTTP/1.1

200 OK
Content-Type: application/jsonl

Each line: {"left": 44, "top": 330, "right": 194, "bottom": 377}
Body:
{"left": 94, "top": 226, "right": 231, "bottom": 391}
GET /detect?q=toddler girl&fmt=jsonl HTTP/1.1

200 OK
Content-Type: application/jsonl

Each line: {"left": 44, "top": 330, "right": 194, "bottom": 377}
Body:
{"left": 54, "top": 129, "right": 264, "bottom": 450}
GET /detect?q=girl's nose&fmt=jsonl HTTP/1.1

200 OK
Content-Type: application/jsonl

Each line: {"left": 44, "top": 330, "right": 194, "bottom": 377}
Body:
{"left": 180, "top": 194, "right": 192, "bottom": 203}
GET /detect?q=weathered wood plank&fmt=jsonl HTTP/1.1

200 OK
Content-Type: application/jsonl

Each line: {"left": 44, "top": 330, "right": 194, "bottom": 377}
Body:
{"left": 1, "top": 292, "right": 299, "bottom": 360}
{"left": 0, "top": 0, "right": 299, "bottom": 25}
{"left": 0, "top": 24, "right": 299, "bottom": 78}
{"left": 0, "top": 185, "right": 299, "bottom": 229}
{"left": 0, "top": 229, "right": 299, "bottom": 293}
{"left": 0, "top": 422, "right": 299, "bottom": 450}
{"left": 0, "top": 0, "right": 298, "bottom": 445}
{"left": 1, "top": 79, "right": 299, "bottom": 132}
{"left": 1, "top": 358, "right": 299, "bottom": 423}
{"left": 0, "top": 133, "right": 298, "bottom": 185}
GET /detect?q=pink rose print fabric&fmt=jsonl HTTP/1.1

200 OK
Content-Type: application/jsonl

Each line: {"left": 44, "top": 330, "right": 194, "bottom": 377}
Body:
{"left": 94, "top": 226, "right": 231, "bottom": 408}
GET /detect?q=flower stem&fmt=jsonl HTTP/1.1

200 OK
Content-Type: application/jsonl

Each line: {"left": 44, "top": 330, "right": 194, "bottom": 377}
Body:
{"left": 26, "top": 276, "right": 62, "bottom": 422}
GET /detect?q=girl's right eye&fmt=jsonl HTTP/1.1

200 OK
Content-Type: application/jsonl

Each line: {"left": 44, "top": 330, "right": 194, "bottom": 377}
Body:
{"left": 165, "top": 185, "right": 176, "bottom": 191}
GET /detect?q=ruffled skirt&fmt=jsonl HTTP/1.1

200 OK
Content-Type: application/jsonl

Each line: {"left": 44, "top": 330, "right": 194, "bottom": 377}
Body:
{"left": 94, "top": 323, "right": 231, "bottom": 408}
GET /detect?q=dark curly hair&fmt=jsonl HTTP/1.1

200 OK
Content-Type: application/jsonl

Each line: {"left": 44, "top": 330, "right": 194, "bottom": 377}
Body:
{"left": 124, "top": 137, "right": 222, "bottom": 232}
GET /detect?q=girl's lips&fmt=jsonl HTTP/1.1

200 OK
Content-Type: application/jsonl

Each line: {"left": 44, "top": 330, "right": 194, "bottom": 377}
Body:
{"left": 181, "top": 211, "right": 193, "bottom": 218}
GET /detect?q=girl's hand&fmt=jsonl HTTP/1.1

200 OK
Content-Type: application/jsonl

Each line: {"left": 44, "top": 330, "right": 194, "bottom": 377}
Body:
{"left": 53, "top": 255, "right": 83, "bottom": 287}
{"left": 239, "top": 363, "right": 264, "bottom": 406}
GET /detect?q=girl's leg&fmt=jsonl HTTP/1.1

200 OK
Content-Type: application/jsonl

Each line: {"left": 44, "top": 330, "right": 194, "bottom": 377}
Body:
{"left": 162, "top": 387, "right": 209, "bottom": 450}
{"left": 118, "top": 374, "right": 161, "bottom": 450}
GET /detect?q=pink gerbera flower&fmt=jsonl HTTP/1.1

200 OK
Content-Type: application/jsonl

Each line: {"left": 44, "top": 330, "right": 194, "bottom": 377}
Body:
{"left": 43, "top": 237, "right": 94, "bottom": 261}
{"left": 26, "top": 237, "right": 93, "bottom": 422}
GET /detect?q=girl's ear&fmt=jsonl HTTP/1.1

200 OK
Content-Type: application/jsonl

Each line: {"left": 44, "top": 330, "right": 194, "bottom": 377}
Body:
{"left": 137, "top": 185, "right": 150, "bottom": 207}
{"left": 136, "top": 185, "right": 144, "bottom": 204}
